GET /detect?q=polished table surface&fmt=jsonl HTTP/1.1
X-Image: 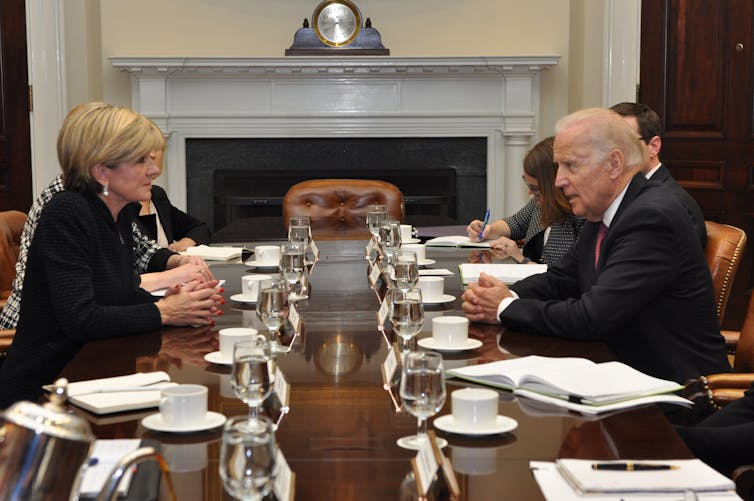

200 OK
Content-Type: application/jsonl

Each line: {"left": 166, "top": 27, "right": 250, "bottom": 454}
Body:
{"left": 59, "top": 240, "right": 693, "bottom": 501}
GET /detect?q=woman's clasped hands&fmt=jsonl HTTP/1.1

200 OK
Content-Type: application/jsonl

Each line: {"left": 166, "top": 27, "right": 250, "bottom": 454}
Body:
{"left": 157, "top": 279, "right": 225, "bottom": 326}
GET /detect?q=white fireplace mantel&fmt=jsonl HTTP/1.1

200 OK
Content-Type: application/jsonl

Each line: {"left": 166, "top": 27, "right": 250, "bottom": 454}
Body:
{"left": 112, "top": 56, "right": 558, "bottom": 219}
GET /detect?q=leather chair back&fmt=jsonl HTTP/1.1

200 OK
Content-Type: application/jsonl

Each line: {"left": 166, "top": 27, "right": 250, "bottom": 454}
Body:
{"left": 0, "top": 210, "right": 26, "bottom": 301}
{"left": 283, "top": 179, "right": 404, "bottom": 240}
{"left": 705, "top": 221, "right": 747, "bottom": 324}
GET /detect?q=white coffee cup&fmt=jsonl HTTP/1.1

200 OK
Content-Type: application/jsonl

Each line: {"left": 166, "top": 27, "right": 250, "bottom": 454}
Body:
{"left": 401, "top": 243, "right": 426, "bottom": 261}
{"left": 159, "top": 384, "right": 208, "bottom": 427}
{"left": 451, "top": 387, "right": 499, "bottom": 428}
{"left": 219, "top": 327, "right": 257, "bottom": 358}
{"left": 432, "top": 316, "right": 469, "bottom": 348}
{"left": 418, "top": 276, "right": 444, "bottom": 301}
{"left": 400, "top": 224, "right": 413, "bottom": 242}
{"left": 254, "top": 245, "right": 281, "bottom": 266}
{"left": 242, "top": 274, "right": 272, "bottom": 299}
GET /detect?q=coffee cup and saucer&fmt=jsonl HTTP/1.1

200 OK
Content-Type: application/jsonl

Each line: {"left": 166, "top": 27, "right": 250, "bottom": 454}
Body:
{"left": 417, "top": 316, "right": 482, "bottom": 352}
{"left": 204, "top": 327, "right": 257, "bottom": 365}
{"left": 400, "top": 243, "right": 434, "bottom": 266}
{"left": 433, "top": 388, "right": 518, "bottom": 436}
{"left": 230, "top": 274, "right": 272, "bottom": 304}
{"left": 400, "top": 224, "right": 421, "bottom": 244}
{"left": 244, "top": 245, "right": 281, "bottom": 269}
{"left": 416, "top": 276, "right": 454, "bottom": 305}
{"left": 141, "top": 384, "right": 226, "bottom": 433}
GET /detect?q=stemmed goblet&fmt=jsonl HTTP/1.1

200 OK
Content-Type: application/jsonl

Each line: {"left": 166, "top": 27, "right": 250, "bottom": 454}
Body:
{"left": 219, "top": 415, "right": 277, "bottom": 500}
{"left": 288, "top": 215, "right": 314, "bottom": 292}
{"left": 231, "top": 335, "right": 273, "bottom": 423}
{"left": 280, "top": 242, "right": 307, "bottom": 301}
{"left": 397, "top": 350, "right": 447, "bottom": 450}
{"left": 256, "top": 278, "right": 290, "bottom": 354}
{"left": 390, "top": 287, "right": 424, "bottom": 354}
{"left": 366, "top": 204, "right": 386, "bottom": 241}
{"left": 393, "top": 250, "right": 418, "bottom": 292}
{"left": 378, "top": 219, "right": 402, "bottom": 270}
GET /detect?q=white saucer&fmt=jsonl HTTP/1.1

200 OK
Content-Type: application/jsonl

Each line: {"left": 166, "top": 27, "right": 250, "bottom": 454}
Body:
{"left": 244, "top": 260, "right": 279, "bottom": 270}
{"left": 403, "top": 238, "right": 421, "bottom": 244}
{"left": 433, "top": 414, "right": 518, "bottom": 436}
{"left": 141, "top": 411, "right": 227, "bottom": 433}
{"left": 417, "top": 337, "right": 482, "bottom": 352}
{"left": 418, "top": 258, "right": 436, "bottom": 266}
{"left": 421, "top": 294, "right": 455, "bottom": 305}
{"left": 230, "top": 293, "right": 257, "bottom": 304}
{"left": 204, "top": 351, "right": 232, "bottom": 365}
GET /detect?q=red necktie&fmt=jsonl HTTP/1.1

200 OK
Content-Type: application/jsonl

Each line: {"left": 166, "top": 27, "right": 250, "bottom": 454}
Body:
{"left": 594, "top": 222, "right": 608, "bottom": 267}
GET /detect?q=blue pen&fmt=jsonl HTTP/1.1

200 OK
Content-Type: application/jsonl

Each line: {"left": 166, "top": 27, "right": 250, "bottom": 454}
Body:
{"left": 478, "top": 208, "right": 491, "bottom": 242}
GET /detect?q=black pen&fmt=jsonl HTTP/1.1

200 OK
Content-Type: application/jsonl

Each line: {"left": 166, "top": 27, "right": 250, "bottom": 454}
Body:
{"left": 591, "top": 462, "right": 679, "bottom": 471}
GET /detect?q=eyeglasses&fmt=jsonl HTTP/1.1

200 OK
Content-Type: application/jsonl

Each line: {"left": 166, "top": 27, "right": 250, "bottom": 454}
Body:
{"left": 523, "top": 180, "right": 541, "bottom": 196}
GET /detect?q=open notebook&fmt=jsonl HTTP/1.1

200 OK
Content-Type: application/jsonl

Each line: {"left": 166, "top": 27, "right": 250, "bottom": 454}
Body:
{"left": 459, "top": 263, "right": 547, "bottom": 285}
{"left": 182, "top": 245, "right": 243, "bottom": 261}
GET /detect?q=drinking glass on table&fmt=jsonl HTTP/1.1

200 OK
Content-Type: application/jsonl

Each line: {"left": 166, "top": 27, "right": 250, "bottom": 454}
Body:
{"left": 280, "top": 242, "right": 308, "bottom": 301}
{"left": 256, "top": 278, "right": 290, "bottom": 353}
{"left": 397, "top": 350, "right": 447, "bottom": 450}
{"left": 366, "top": 204, "right": 386, "bottom": 240}
{"left": 393, "top": 250, "right": 419, "bottom": 292}
{"left": 288, "top": 216, "right": 312, "bottom": 248}
{"left": 219, "top": 415, "right": 277, "bottom": 500}
{"left": 379, "top": 219, "right": 402, "bottom": 269}
{"left": 231, "top": 335, "right": 274, "bottom": 423}
{"left": 390, "top": 287, "right": 424, "bottom": 354}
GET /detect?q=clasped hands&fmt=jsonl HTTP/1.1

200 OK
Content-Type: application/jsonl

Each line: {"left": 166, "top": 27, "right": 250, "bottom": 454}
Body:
{"left": 461, "top": 272, "right": 514, "bottom": 325}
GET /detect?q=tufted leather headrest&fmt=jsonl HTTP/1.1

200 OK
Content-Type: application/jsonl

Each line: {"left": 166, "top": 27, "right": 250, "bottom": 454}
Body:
{"left": 0, "top": 210, "right": 26, "bottom": 300}
{"left": 283, "top": 179, "right": 404, "bottom": 240}
{"left": 704, "top": 220, "right": 747, "bottom": 323}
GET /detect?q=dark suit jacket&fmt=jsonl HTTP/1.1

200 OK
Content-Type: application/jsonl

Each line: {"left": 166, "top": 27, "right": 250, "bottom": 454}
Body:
{"left": 138, "top": 185, "right": 211, "bottom": 245}
{"left": 651, "top": 164, "right": 707, "bottom": 249}
{"left": 501, "top": 174, "right": 730, "bottom": 383}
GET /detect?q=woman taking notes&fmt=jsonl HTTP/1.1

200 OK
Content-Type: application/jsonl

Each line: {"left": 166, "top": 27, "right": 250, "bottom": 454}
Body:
{"left": 466, "top": 137, "right": 584, "bottom": 265}
{"left": 0, "top": 102, "right": 223, "bottom": 407}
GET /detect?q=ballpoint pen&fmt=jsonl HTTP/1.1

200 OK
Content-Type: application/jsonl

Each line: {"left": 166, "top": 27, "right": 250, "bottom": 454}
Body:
{"left": 591, "top": 462, "right": 679, "bottom": 471}
{"left": 478, "top": 208, "right": 490, "bottom": 242}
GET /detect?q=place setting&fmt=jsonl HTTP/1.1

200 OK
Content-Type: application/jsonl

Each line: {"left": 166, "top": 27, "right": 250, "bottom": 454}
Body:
{"left": 433, "top": 388, "right": 518, "bottom": 437}
{"left": 229, "top": 274, "right": 271, "bottom": 304}
{"left": 417, "top": 316, "right": 482, "bottom": 353}
{"left": 244, "top": 244, "right": 281, "bottom": 270}
{"left": 204, "top": 327, "right": 258, "bottom": 366}
{"left": 416, "top": 276, "right": 455, "bottom": 306}
{"left": 141, "top": 384, "right": 226, "bottom": 434}
{"left": 401, "top": 242, "right": 435, "bottom": 266}
{"left": 400, "top": 223, "right": 421, "bottom": 244}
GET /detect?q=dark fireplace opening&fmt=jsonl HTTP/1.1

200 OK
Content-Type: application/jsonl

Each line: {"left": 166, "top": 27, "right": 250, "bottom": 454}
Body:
{"left": 186, "top": 137, "right": 486, "bottom": 242}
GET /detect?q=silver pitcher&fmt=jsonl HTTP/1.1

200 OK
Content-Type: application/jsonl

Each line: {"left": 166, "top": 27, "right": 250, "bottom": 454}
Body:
{"left": 0, "top": 378, "right": 174, "bottom": 501}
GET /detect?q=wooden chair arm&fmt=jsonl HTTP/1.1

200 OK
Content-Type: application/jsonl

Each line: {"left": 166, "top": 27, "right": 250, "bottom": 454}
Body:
{"left": 722, "top": 329, "right": 740, "bottom": 352}
{"left": 705, "top": 373, "right": 754, "bottom": 389}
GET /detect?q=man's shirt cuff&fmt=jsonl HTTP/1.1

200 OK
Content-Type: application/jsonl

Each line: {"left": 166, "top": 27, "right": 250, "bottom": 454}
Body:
{"left": 496, "top": 291, "right": 519, "bottom": 321}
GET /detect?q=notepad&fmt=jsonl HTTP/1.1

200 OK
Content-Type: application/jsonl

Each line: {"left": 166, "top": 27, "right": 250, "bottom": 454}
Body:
{"left": 459, "top": 262, "right": 547, "bottom": 284}
{"left": 424, "top": 235, "right": 491, "bottom": 248}
{"left": 182, "top": 245, "right": 242, "bottom": 261}
{"left": 446, "top": 356, "right": 689, "bottom": 414}
{"left": 44, "top": 372, "right": 175, "bottom": 415}
{"left": 78, "top": 439, "right": 141, "bottom": 497}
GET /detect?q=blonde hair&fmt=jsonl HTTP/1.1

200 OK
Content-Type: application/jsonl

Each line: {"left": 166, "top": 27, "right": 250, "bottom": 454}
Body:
{"left": 555, "top": 108, "right": 644, "bottom": 170}
{"left": 58, "top": 102, "right": 165, "bottom": 195}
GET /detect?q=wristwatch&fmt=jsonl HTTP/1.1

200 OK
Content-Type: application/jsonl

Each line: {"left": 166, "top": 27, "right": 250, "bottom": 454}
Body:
{"left": 312, "top": 0, "right": 362, "bottom": 47}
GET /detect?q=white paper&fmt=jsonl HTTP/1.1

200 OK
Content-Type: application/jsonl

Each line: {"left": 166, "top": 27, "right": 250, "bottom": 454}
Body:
{"left": 369, "top": 262, "right": 382, "bottom": 285}
{"left": 415, "top": 438, "right": 439, "bottom": 495}
{"left": 381, "top": 345, "right": 398, "bottom": 384}
{"left": 288, "top": 303, "right": 300, "bottom": 333}
{"left": 274, "top": 367, "right": 290, "bottom": 407}
{"left": 459, "top": 263, "right": 547, "bottom": 284}
{"left": 531, "top": 462, "right": 741, "bottom": 501}
{"left": 419, "top": 269, "right": 454, "bottom": 276}
{"left": 78, "top": 439, "right": 141, "bottom": 496}
{"left": 377, "top": 296, "right": 390, "bottom": 328}
{"left": 182, "top": 245, "right": 242, "bottom": 261}
{"left": 424, "top": 235, "right": 490, "bottom": 248}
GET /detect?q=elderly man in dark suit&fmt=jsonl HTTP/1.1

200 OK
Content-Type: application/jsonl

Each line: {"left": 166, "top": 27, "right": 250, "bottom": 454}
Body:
{"left": 462, "top": 108, "right": 730, "bottom": 383}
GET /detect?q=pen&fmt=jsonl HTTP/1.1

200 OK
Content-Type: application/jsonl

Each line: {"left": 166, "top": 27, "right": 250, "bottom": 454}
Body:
{"left": 591, "top": 462, "right": 679, "bottom": 471}
{"left": 478, "top": 208, "right": 490, "bottom": 242}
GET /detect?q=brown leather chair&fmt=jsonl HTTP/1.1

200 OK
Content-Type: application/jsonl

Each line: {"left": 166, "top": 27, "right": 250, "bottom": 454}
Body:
{"left": 0, "top": 210, "right": 25, "bottom": 357}
{"left": 282, "top": 179, "right": 404, "bottom": 240}
{"left": 705, "top": 221, "right": 747, "bottom": 329}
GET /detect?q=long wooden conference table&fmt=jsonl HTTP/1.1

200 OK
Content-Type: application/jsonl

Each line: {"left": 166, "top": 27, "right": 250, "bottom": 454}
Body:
{"left": 59, "top": 240, "right": 694, "bottom": 500}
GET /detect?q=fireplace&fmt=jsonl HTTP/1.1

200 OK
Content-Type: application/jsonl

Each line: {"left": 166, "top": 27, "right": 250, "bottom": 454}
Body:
{"left": 112, "top": 56, "right": 558, "bottom": 240}
{"left": 186, "top": 136, "right": 486, "bottom": 239}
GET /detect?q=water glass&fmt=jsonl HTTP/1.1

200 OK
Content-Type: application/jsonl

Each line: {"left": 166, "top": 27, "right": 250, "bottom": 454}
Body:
{"left": 393, "top": 250, "right": 418, "bottom": 292}
{"left": 231, "top": 335, "right": 273, "bottom": 421}
{"left": 379, "top": 219, "right": 402, "bottom": 267}
{"left": 390, "top": 288, "right": 424, "bottom": 353}
{"left": 397, "top": 351, "right": 446, "bottom": 450}
{"left": 219, "top": 415, "right": 277, "bottom": 500}
{"left": 366, "top": 204, "right": 386, "bottom": 239}
{"left": 256, "top": 279, "right": 290, "bottom": 353}
{"left": 280, "top": 242, "right": 307, "bottom": 301}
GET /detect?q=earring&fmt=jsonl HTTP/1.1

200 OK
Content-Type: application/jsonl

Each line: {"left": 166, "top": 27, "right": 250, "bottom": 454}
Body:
{"left": 102, "top": 184, "right": 109, "bottom": 196}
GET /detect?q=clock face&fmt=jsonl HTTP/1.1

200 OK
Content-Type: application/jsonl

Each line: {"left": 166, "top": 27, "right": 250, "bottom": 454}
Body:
{"left": 313, "top": 0, "right": 362, "bottom": 47}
